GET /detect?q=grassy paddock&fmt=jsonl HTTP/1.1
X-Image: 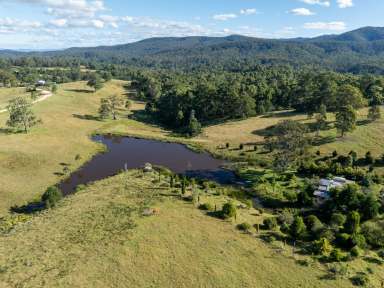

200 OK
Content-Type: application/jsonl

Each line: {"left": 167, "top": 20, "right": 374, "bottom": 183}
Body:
{"left": 0, "top": 80, "right": 128, "bottom": 215}
{"left": 0, "top": 171, "right": 355, "bottom": 288}
{"left": 0, "top": 87, "right": 29, "bottom": 109}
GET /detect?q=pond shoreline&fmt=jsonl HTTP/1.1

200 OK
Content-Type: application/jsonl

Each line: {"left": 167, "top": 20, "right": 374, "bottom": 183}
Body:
{"left": 58, "top": 134, "right": 241, "bottom": 195}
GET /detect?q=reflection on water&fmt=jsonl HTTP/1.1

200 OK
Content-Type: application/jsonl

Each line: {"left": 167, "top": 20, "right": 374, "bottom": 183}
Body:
{"left": 59, "top": 135, "right": 238, "bottom": 195}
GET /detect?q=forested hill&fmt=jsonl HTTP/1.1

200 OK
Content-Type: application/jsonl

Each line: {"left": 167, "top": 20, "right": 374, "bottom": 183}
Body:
{"left": 3, "top": 26, "right": 384, "bottom": 74}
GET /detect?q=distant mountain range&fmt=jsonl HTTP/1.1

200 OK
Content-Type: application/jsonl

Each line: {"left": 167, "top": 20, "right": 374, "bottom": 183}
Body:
{"left": 2, "top": 26, "right": 384, "bottom": 73}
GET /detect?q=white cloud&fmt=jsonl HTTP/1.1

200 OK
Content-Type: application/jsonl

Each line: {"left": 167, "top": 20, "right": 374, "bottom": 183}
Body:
{"left": 212, "top": 14, "right": 237, "bottom": 21}
{"left": 91, "top": 19, "right": 104, "bottom": 29}
{"left": 290, "top": 8, "right": 315, "bottom": 16}
{"left": 120, "top": 16, "right": 210, "bottom": 38}
{"left": 240, "top": 8, "right": 257, "bottom": 15}
{"left": 300, "top": 0, "right": 331, "bottom": 7}
{"left": 0, "top": 18, "right": 42, "bottom": 35}
{"left": 0, "top": 0, "right": 106, "bottom": 18}
{"left": 304, "top": 21, "right": 347, "bottom": 30}
{"left": 49, "top": 18, "right": 67, "bottom": 27}
{"left": 337, "top": 0, "right": 353, "bottom": 8}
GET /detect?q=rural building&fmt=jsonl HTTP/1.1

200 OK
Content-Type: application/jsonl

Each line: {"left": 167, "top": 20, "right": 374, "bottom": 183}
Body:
{"left": 314, "top": 177, "right": 353, "bottom": 200}
{"left": 36, "top": 80, "right": 46, "bottom": 86}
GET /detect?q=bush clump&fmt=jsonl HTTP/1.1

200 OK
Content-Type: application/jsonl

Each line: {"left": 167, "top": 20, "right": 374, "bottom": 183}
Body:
{"left": 350, "top": 246, "right": 362, "bottom": 258}
{"left": 262, "top": 217, "right": 278, "bottom": 230}
{"left": 221, "top": 202, "right": 237, "bottom": 219}
{"left": 329, "top": 248, "right": 347, "bottom": 262}
{"left": 350, "top": 273, "right": 369, "bottom": 286}
{"left": 41, "top": 186, "right": 63, "bottom": 208}
{"left": 237, "top": 222, "right": 251, "bottom": 232}
{"left": 199, "top": 203, "right": 214, "bottom": 211}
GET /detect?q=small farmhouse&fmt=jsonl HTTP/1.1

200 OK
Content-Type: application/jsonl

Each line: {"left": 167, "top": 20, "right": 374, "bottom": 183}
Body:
{"left": 314, "top": 177, "right": 353, "bottom": 200}
{"left": 36, "top": 80, "right": 46, "bottom": 86}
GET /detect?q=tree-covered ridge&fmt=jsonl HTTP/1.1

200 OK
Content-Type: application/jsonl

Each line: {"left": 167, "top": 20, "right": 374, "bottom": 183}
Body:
{"left": 2, "top": 27, "right": 384, "bottom": 74}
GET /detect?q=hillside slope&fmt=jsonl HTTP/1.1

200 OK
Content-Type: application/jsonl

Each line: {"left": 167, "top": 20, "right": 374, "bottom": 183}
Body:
{"left": 0, "top": 171, "right": 353, "bottom": 288}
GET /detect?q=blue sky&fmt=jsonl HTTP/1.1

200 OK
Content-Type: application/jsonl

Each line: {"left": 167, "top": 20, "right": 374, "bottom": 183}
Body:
{"left": 0, "top": 0, "right": 382, "bottom": 49}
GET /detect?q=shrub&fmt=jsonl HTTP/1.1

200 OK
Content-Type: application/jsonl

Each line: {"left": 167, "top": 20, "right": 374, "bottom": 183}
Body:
{"left": 330, "top": 213, "right": 347, "bottom": 229}
{"left": 290, "top": 216, "right": 307, "bottom": 239}
{"left": 351, "top": 234, "right": 367, "bottom": 249}
{"left": 362, "top": 220, "right": 384, "bottom": 248}
{"left": 336, "top": 233, "right": 352, "bottom": 249}
{"left": 330, "top": 248, "right": 347, "bottom": 262}
{"left": 350, "top": 246, "right": 362, "bottom": 258}
{"left": 262, "top": 217, "right": 278, "bottom": 230}
{"left": 377, "top": 249, "right": 384, "bottom": 259}
{"left": 237, "top": 222, "right": 251, "bottom": 232}
{"left": 350, "top": 273, "right": 369, "bottom": 286}
{"left": 345, "top": 211, "right": 361, "bottom": 235}
{"left": 277, "top": 209, "right": 294, "bottom": 225}
{"left": 332, "top": 150, "right": 338, "bottom": 158}
{"left": 365, "top": 152, "right": 374, "bottom": 165}
{"left": 221, "top": 202, "right": 237, "bottom": 219}
{"left": 306, "top": 215, "right": 324, "bottom": 238}
{"left": 199, "top": 203, "right": 214, "bottom": 211}
{"left": 41, "top": 186, "right": 63, "bottom": 208}
{"left": 239, "top": 144, "right": 244, "bottom": 150}
{"left": 312, "top": 238, "right": 333, "bottom": 256}
{"left": 75, "top": 184, "right": 86, "bottom": 192}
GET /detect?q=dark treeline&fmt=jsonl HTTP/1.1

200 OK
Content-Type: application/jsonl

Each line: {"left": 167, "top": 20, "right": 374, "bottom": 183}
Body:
{"left": 130, "top": 66, "right": 384, "bottom": 131}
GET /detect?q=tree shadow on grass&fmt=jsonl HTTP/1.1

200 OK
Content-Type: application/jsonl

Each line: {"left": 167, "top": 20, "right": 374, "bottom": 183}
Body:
{"left": 73, "top": 114, "right": 101, "bottom": 121}
{"left": 252, "top": 125, "right": 276, "bottom": 137}
{"left": 261, "top": 110, "right": 301, "bottom": 119}
{"left": 0, "top": 127, "right": 28, "bottom": 135}
{"left": 64, "top": 89, "right": 94, "bottom": 93}
{"left": 312, "top": 136, "right": 336, "bottom": 146}
{"left": 357, "top": 119, "right": 371, "bottom": 126}
{"left": 129, "top": 109, "right": 159, "bottom": 126}
{"left": 10, "top": 201, "right": 45, "bottom": 215}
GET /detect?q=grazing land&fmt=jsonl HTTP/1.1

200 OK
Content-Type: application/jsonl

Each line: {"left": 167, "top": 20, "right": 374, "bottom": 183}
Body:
{"left": 1, "top": 80, "right": 382, "bottom": 216}
{"left": 0, "top": 87, "right": 29, "bottom": 110}
{"left": 0, "top": 171, "right": 355, "bottom": 288}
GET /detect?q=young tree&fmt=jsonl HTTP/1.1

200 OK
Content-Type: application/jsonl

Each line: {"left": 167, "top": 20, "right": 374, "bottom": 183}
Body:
{"left": 335, "top": 105, "right": 357, "bottom": 137}
{"left": 6, "top": 97, "right": 40, "bottom": 133}
{"left": 41, "top": 186, "right": 63, "bottom": 208}
{"left": 186, "top": 110, "right": 202, "bottom": 137}
{"left": 345, "top": 211, "right": 361, "bottom": 235}
{"left": 87, "top": 74, "right": 103, "bottom": 92}
{"left": 266, "top": 120, "right": 310, "bottom": 170}
{"left": 315, "top": 104, "right": 328, "bottom": 136}
{"left": 367, "top": 84, "right": 383, "bottom": 122}
{"left": 51, "top": 83, "right": 58, "bottom": 94}
{"left": 99, "top": 95, "right": 125, "bottom": 120}
{"left": 290, "top": 216, "right": 307, "bottom": 239}
{"left": 337, "top": 84, "right": 366, "bottom": 110}
{"left": 30, "top": 90, "right": 38, "bottom": 100}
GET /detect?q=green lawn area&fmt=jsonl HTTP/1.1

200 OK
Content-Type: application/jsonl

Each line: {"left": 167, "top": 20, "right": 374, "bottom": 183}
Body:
{"left": 0, "top": 170, "right": 357, "bottom": 288}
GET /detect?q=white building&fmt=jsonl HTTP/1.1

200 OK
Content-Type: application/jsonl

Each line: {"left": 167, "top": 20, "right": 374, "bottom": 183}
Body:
{"left": 36, "top": 80, "right": 46, "bottom": 86}
{"left": 314, "top": 177, "right": 353, "bottom": 200}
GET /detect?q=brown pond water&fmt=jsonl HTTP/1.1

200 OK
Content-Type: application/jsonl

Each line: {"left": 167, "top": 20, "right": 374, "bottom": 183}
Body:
{"left": 59, "top": 135, "right": 238, "bottom": 195}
